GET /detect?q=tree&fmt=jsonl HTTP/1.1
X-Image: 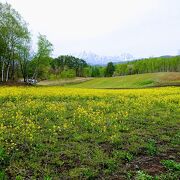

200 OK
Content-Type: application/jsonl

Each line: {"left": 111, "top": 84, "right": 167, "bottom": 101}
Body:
{"left": 0, "top": 2, "right": 31, "bottom": 82}
{"left": 32, "top": 34, "right": 53, "bottom": 80}
{"left": 51, "top": 55, "right": 87, "bottom": 78}
{"left": 17, "top": 39, "right": 31, "bottom": 82}
{"left": 105, "top": 62, "right": 115, "bottom": 77}
{"left": 91, "top": 66, "right": 100, "bottom": 77}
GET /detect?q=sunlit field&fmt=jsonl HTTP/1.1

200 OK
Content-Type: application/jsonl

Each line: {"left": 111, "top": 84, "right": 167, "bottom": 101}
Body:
{"left": 0, "top": 87, "right": 180, "bottom": 179}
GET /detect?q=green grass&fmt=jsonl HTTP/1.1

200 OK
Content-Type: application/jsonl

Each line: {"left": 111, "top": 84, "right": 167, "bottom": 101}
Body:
{"left": 69, "top": 72, "right": 180, "bottom": 89}
{"left": 37, "top": 77, "right": 92, "bottom": 86}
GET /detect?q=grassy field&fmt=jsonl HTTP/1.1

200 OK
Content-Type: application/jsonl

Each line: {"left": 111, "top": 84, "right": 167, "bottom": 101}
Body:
{"left": 37, "top": 77, "right": 92, "bottom": 86}
{"left": 0, "top": 86, "right": 179, "bottom": 179}
{"left": 69, "top": 72, "right": 180, "bottom": 89}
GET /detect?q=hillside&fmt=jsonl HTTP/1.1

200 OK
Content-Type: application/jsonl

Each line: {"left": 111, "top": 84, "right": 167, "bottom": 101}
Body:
{"left": 69, "top": 72, "right": 180, "bottom": 89}
{"left": 37, "top": 77, "right": 93, "bottom": 86}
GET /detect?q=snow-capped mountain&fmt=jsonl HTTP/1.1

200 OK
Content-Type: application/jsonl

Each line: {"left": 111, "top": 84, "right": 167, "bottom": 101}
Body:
{"left": 71, "top": 51, "right": 134, "bottom": 65}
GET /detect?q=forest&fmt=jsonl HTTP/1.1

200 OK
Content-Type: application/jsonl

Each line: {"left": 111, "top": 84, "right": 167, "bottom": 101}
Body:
{"left": 115, "top": 56, "right": 180, "bottom": 76}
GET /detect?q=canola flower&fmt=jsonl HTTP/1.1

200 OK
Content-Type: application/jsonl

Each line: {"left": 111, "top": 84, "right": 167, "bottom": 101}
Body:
{"left": 0, "top": 86, "right": 179, "bottom": 178}
{"left": 0, "top": 86, "right": 179, "bottom": 140}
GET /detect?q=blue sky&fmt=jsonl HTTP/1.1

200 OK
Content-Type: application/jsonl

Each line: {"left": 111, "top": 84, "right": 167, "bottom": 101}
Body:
{"left": 3, "top": 0, "right": 180, "bottom": 58}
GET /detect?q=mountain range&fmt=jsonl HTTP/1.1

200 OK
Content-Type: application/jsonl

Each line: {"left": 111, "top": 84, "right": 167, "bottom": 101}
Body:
{"left": 71, "top": 51, "right": 134, "bottom": 65}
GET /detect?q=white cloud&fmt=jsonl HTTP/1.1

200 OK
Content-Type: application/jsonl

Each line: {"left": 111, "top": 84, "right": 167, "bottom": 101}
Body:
{"left": 3, "top": 0, "right": 156, "bottom": 38}
{"left": 2, "top": 0, "right": 180, "bottom": 57}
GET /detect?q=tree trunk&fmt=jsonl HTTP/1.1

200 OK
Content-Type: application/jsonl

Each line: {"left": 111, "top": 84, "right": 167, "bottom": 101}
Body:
{"left": 23, "top": 76, "right": 26, "bottom": 82}
{"left": 12, "top": 59, "right": 15, "bottom": 81}
{"left": 6, "top": 64, "right": 10, "bottom": 82}
{"left": 1, "top": 61, "right": 4, "bottom": 82}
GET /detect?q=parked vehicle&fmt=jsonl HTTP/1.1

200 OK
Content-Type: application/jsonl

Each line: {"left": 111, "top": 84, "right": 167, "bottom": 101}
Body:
{"left": 26, "top": 79, "right": 37, "bottom": 85}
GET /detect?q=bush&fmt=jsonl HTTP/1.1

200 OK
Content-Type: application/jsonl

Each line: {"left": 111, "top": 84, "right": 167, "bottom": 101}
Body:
{"left": 60, "top": 69, "right": 76, "bottom": 78}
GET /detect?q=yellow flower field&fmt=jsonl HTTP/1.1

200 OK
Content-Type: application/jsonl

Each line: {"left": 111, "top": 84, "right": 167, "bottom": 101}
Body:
{"left": 0, "top": 87, "right": 179, "bottom": 179}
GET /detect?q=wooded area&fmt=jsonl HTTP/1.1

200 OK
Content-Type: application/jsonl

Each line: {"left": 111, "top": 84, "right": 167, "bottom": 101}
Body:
{"left": 115, "top": 56, "right": 180, "bottom": 76}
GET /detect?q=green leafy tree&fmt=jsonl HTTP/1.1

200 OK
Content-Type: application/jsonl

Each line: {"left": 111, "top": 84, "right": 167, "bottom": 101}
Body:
{"left": 105, "top": 62, "right": 115, "bottom": 77}
{"left": 17, "top": 39, "right": 31, "bottom": 82}
{"left": 91, "top": 66, "right": 100, "bottom": 77}
{"left": 32, "top": 34, "right": 53, "bottom": 80}
{"left": 0, "top": 2, "right": 31, "bottom": 82}
{"left": 51, "top": 55, "right": 87, "bottom": 78}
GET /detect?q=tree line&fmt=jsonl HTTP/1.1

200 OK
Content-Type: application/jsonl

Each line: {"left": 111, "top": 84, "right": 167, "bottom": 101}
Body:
{"left": 0, "top": 2, "right": 113, "bottom": 82}
{"left": 0, "top": 3, "right": 89, "bottom": 82}
{"left": 115, "top": 56, "right": 180, "bottom": 76}
{"left": 84, "top": 56, "right": 180, "bottom": 78}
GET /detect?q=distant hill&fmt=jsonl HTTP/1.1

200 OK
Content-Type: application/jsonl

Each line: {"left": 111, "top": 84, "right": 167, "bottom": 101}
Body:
{"left": 68, "top": 72, "right": 180, "bottom": 89}
{"left": 159, "top": 55, "right": 173, "bottom": 58}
